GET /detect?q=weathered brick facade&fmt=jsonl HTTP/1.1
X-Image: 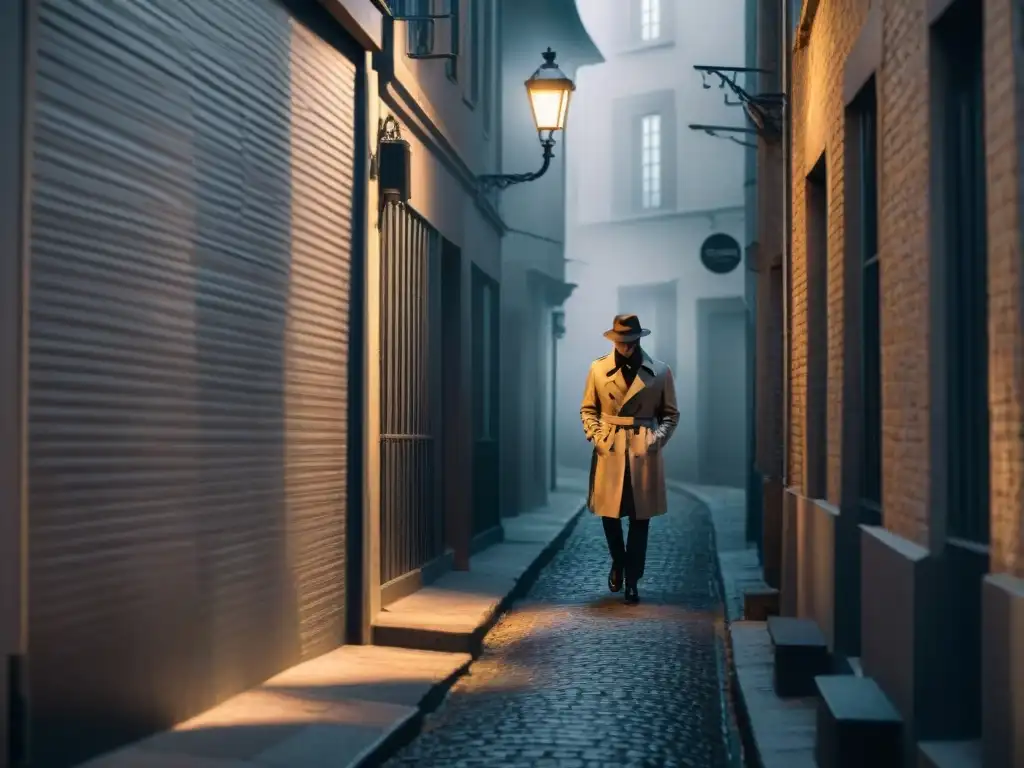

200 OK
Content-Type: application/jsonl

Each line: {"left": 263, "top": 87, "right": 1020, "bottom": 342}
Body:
{"left": 755, "top": 0, "right": 1024, "bottom": 760}
{"left": 985, "top": 0, "right": 1024, "bottom": 578}
{"left": 777, "top": 0, "right": 1023, "bottom": 553}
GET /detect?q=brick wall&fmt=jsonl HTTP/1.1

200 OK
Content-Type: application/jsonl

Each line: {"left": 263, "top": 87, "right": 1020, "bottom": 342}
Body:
{"left": 789, "top": 0, "right": 868, "bottom": 507}
{"left": 985, "top": 0, "right": 1024, "bottom": 577}
{"left": 784, "top": 0, "right": 1023, "bottom": 552}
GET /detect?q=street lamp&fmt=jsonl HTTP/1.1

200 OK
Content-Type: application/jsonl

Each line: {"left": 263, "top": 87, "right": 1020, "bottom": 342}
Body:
{"left": 479, "top": 48, "right": 576, "bottom": 191}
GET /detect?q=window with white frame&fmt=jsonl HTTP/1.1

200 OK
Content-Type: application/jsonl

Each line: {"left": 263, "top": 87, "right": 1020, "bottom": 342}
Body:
{"left": 640, "top": 0, "right": 661, "bottom": 41}
{"left": 641, "top": 113, "right": 662, "bottom": 209}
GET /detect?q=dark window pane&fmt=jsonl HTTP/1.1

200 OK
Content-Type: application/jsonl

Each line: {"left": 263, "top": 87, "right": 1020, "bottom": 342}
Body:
{"left": 862, "top": 259, "right": 881, "bottom": 506}
{"left": 939, "top": 0, "right": 989, "bottom": 544}
{"left": 860, "top": 86, "right": 878, "bottom": 261}
{"left": 858, "top": 79, "right": 882, "bottom": 513}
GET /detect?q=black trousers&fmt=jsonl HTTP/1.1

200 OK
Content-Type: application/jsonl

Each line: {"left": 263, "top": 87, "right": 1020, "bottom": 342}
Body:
{"left": 601, "top": 460, "right": 650, "bottom": 585}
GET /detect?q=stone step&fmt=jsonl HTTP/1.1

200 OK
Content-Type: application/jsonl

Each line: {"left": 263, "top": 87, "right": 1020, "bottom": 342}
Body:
{"left": 814, "top": 674, "right": 903, "bottom": 768}
{"left": 917, "top": 739, "right": 982, "bottom": 768}
{"left": 767, "top": 616, "right": 829, "bottom": 697}
{"left": 744, "top": 587, "right": 780, "bottom": 621}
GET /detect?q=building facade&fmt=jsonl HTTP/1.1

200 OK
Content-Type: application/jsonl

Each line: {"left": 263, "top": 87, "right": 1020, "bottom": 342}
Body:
{"left": 755, "top": 0, "right": 1024, "bottom": 762}
{"left": 497, "top": 0, "right": 601, "bottom": 517}
{"left": 0, "top": 1, "right": 592, "bottom": 765}
{"left": 557, "top": 0, "right": 750, "bottom": 488}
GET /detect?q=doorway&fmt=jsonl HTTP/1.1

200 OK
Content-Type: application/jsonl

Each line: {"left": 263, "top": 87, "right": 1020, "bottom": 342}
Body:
{"left": 440, "top": 239, "right": 465, "bottom": 567}
{"left": 698, "top": 297, "right": 748, "bottom": 487}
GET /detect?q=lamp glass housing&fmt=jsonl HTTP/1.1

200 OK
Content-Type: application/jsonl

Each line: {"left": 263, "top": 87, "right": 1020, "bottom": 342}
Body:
{"left": 525, "top": 49, "right": 575, "bottom": 133}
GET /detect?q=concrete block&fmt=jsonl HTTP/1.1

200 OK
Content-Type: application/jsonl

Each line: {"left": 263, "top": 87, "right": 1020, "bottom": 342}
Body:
{"left": 767, "top": 616, "right": 829, "bottom": 697}
{"left": 744, "top": 587, "right": 780, "bottom": 620}
{"left": 814, "top": 674, "right": 902, "bottom": 768}
{"left": 917, "top": 739, "right": 982, "bottom": 768}
{"left": 982, "top": 573, "right": 1024, "bottom": 768}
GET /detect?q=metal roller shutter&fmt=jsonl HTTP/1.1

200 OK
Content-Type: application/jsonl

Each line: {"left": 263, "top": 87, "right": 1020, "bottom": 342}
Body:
{"left": 28, "top": 1, "right": 357, "bottom": 764}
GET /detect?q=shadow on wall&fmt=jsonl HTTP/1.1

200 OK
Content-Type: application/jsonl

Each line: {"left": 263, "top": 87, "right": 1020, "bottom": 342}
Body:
{"left": 27, "top": 1, "right": 357, "bottom": 766}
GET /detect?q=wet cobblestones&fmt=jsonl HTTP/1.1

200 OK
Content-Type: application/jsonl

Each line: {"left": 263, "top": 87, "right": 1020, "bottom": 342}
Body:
{"left": 384, "top": 493, "right": 734, "bottom": 768}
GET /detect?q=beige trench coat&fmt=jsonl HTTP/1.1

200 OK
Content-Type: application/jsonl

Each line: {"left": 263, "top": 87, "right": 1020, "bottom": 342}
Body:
{"left": 580, "top": 350, "right": 680, "bottom": 520}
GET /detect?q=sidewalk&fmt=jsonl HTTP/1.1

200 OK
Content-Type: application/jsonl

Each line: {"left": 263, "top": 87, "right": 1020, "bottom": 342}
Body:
{"left": 674, "top": 483, "right": 817, "bottom": 768}
{"left": 79, "top": 481, "right": 587, "bottom": 768}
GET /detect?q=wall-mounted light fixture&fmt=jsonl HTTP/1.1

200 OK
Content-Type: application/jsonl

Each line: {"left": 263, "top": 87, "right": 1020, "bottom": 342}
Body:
{"left": 478, "top": 48, "right": 576, "bottom": 192}
{"left": 369, "top": 115, "right": 411, "bottom": 205}
{"left": 552, "top": 309, "right": 567, "bottom": 340}
{"left": 387, "top": 0, "right": 458, "bottom": 61}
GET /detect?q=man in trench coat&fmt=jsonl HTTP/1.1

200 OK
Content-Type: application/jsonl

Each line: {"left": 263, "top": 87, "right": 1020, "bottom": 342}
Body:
{"left": 580, "top": 314, "right": 679, "bottom": 604}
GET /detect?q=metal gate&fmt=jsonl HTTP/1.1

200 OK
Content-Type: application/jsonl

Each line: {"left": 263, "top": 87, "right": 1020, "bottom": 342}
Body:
{"left": 380, "top": 203, "right": 444, "bottom": 586}
{"left": 28, "top": 1, "right": 358, "bottom": 765}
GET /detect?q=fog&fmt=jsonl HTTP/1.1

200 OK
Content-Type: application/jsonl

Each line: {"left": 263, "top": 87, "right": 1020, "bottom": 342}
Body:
{"left": 554, "top": 0, "right": 753, "bottom": 488}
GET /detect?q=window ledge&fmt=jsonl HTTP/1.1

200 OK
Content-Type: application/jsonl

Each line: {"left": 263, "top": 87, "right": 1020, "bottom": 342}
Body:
{"left": 578, "top": 204, "right": 745, "bottom": 228}
{"left": 619, "top": 39, "right": 675, "bottom": 56}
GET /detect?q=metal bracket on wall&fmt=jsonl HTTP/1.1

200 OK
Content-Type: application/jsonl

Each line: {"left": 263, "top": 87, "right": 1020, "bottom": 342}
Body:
{"left": 692, "top": 65, "right": 786, "bottom": 140}
{"left": 387, "top": 0, "right": 458, "bottom": 62}
{"left": 687, "top": 123, "right": 760, "bottom": 150}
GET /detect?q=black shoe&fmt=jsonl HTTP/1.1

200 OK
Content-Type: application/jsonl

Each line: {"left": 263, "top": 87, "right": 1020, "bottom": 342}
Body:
{"left": 608, "top": 564, "right": 623, "bottom": 593}
{"left": 624, "top": 584, "right": 639, "bottom": 605}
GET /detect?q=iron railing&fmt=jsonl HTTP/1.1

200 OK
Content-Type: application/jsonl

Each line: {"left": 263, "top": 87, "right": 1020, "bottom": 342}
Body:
{"left": 380, "top": 204, "right": 445, "bottom": 584}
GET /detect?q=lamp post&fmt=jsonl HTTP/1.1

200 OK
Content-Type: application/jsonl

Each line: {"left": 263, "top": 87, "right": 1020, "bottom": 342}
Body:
{"left": 479, "top": 48, "right": 576, "bottom": 191}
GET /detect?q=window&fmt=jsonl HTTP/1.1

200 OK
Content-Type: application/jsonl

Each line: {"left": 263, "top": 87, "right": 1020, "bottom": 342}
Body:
{"left": 806, "top": 157, "right": 828, "bottom": 499}
{"left": 854, "top": 81, "right": 882, "bottom": 523}
{"left": 936, "top": 0, "right": 989, "bottom": 544}
{"left": 641, "top": 113, "right": 662, "bottom": 209}
{"left": 640, "top": 0, "right": 661, "bottom": 41}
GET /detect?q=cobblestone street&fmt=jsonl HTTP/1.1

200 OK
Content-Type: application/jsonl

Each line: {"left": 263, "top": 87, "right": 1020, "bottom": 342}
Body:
{"left": 385, "top": 492, "right": 737, "bottom": 768}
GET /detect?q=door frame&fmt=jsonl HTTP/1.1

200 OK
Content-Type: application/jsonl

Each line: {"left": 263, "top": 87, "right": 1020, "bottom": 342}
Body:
{"left": 697, "top": 296, "right": 748, "bottom": 486}
{"left": 0, "top": 0, "right": 35, "bottom": 763}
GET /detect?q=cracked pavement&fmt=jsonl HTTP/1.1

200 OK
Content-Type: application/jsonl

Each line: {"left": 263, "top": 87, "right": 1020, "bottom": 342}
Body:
{"left": 384, "top": 491, "right": 736, "bottom": 768}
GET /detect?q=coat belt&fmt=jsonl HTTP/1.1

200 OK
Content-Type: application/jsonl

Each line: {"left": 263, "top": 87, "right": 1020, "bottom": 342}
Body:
{"left": 601, "top": 413, "right": 657, "bottom": 429}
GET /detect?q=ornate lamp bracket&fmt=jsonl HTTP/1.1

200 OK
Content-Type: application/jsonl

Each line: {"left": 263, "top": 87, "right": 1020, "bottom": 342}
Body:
{"left": 690, "top": 64, "right": 787, "bottom": 142}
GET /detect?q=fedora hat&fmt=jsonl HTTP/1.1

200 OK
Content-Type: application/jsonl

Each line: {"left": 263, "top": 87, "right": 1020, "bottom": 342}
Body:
{"left": 603, "top": 314, "right": 651, "bottom": 342}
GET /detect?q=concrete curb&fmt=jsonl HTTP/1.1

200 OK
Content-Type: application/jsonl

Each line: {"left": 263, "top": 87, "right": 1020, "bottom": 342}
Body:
{"left": 355, "top": 502, "right": 587, "bottom": 767}
{"left": 670, "top": 482, "right": 757, "bottom": 768}
{"left": 474, "top": 503, "right": 587, "bottom": 656}
{"left": 349, "top": 656, "right": 472, "bottom": 768}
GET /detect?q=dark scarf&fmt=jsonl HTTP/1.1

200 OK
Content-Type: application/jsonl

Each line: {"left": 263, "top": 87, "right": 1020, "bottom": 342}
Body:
{"left": 612, "top": 347, "right": 643, "bottom": 387}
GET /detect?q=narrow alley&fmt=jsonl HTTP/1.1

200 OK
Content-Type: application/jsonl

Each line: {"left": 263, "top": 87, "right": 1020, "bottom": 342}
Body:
{"left": 384, "top": 491, "right": 738, "bottom": 768}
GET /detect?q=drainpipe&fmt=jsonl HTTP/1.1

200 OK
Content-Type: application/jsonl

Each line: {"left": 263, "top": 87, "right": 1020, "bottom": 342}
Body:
{"left": 744, "top": 0, "right": 762, "bottom": 551}
{"left": 781, "top": 0, "right": 792, "bottom": 490}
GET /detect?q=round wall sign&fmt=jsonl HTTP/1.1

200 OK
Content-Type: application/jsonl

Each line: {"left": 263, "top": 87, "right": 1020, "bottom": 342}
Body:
{"left": 700, "top": 233, "right": 742, "bottom": 275}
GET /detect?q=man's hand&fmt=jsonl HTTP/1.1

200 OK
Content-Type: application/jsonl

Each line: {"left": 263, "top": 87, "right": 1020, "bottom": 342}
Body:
{"left": 594, "top": 429, "right": 615, "bottom": 456}
{"left": 644, "top": 427, "right": 660, "bottom": 453}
